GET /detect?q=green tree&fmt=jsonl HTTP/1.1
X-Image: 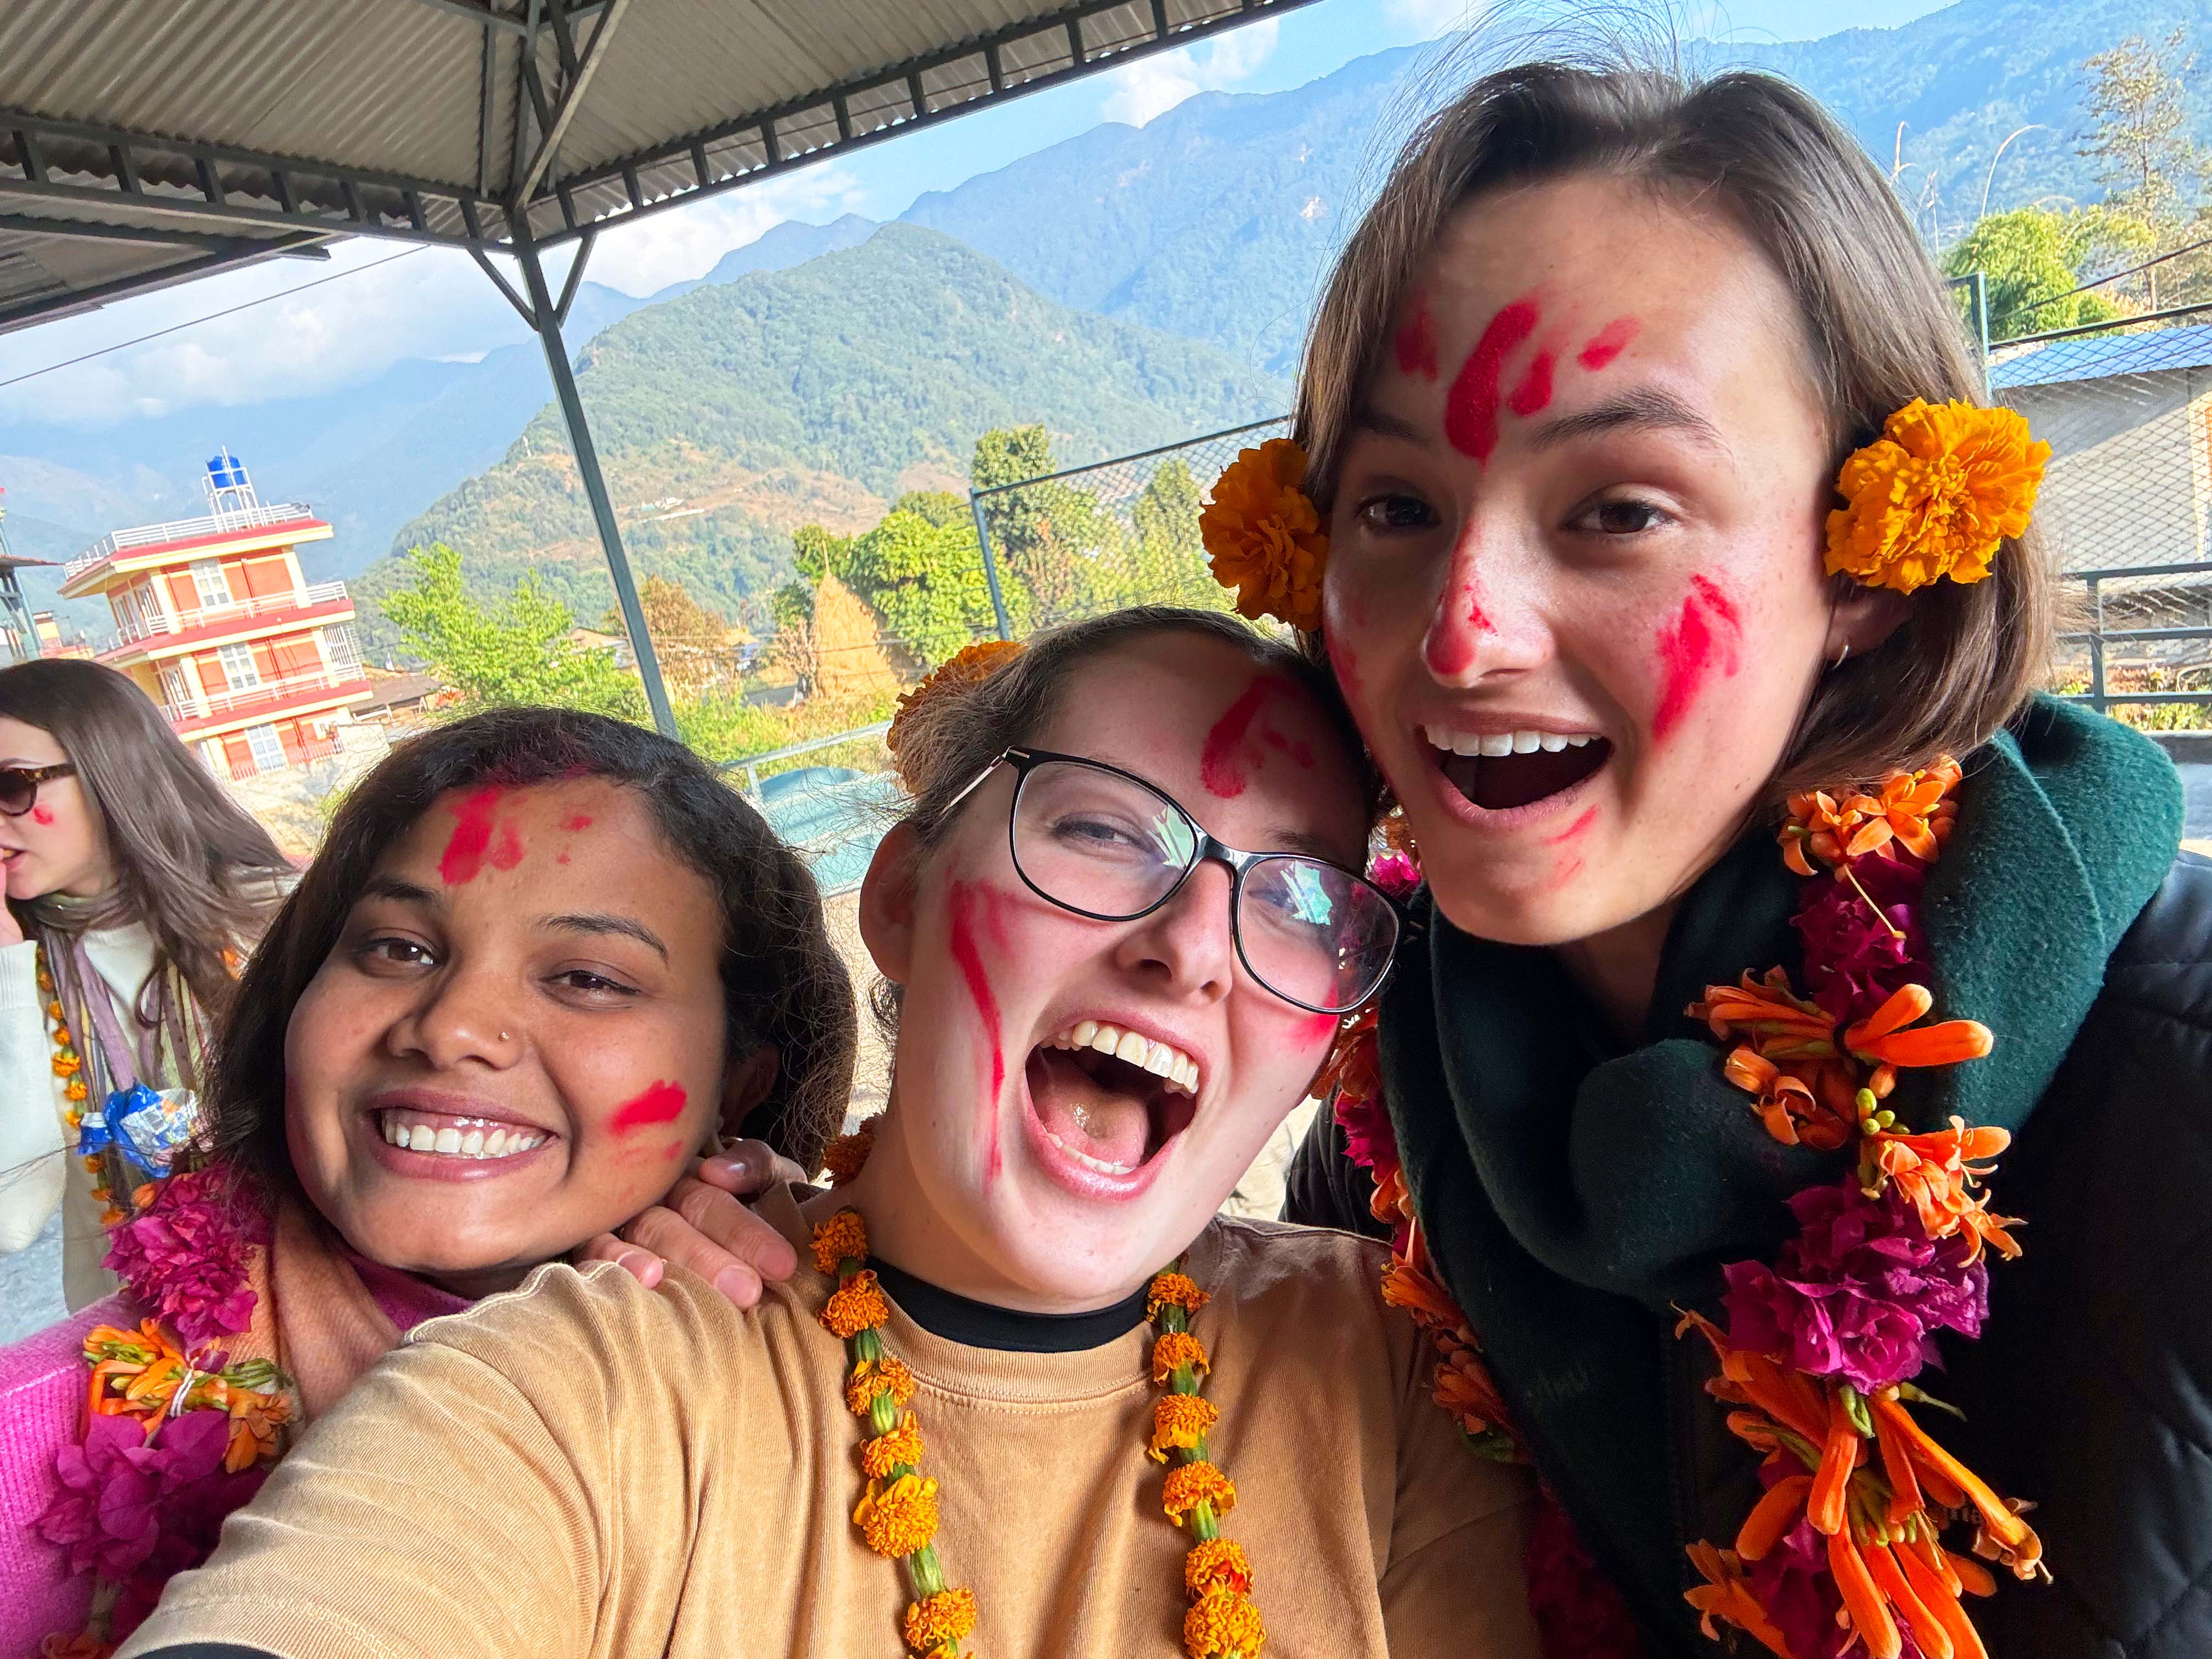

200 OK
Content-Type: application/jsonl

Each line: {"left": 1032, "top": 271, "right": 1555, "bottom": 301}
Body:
{"left": 1943, "top": 207, "right": 2123, "bottom": 339}
{"left": 2079, "top": 28, "right": 2205, "bottom": 306}
{"left": 842, "top": 504, "right": 1000, "bottom": 666}
{"left": 381, "top": 543, "right": 646, "bottom": 720}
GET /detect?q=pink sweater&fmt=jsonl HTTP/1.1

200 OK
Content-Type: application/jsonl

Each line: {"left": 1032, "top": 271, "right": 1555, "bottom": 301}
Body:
{"left": 0, "top": 1242, "right": 467, "bottom": 1656}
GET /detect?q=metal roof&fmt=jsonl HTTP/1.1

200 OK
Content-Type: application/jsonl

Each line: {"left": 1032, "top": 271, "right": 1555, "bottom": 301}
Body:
{"left": 0, "top": 0, "right": 1312, "bottom": 333}
{"left": 1989, "top": 322, "right": 2212, "bottom": 392}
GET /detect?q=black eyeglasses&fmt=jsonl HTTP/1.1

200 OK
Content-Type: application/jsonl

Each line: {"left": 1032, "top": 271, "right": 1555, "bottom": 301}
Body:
{"left": 945, "top": 747, "right": 1406, "bottom": 1015}
{"left": 0, "top": 763, "right": 74, "bottom": 817}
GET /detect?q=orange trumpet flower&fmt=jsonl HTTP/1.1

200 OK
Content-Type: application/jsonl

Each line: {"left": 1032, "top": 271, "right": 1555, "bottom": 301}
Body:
{"left": 1867, "top": 1537, "right": 1956, "bottom": 1659}
{"left": 1685, "top": 1542, "right": 1800, "bottom": 1659}
{"left": 1724, "top": 1048, "right": 1857, "bottom": 1149}
{"left": 1895, "top": 1538, "right": 1992, "bottom": 1659}
{"left": 1736, "top": 1474, "right": 1813, "bottom": 1561}
{"left": 1870, "top": 1394, "right": 2043, "bottom": 1578}
{"left": 1829, "top": 1529, "right": 1904, "bottom": 1659}
{"left": 1844, "top": 985, "right": 1994, "bottom": 1070}
{"left": 1867, "top": 1118, "right": 2021, "bottom": 1261}
{"left": 1691, "top": 969, "right": 1838, "bottom": 1057}
{"left": 1808, "top": 1386, "right": 1864, "bottom": 1536}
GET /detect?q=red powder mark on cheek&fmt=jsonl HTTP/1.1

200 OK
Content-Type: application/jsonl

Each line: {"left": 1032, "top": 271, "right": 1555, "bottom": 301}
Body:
{"left": 1505, "top": 347, "right": 1556, "bottom": 419}
{"left": 1443, "top": 296, "right": 1540, "bottom": 463}
{"left": 437, "top": 787, "right": 505, "bottom": 884}
{"left": 29, "top": 806, "right": 52, "bottom": 826}
{"left": 1326, "top": 629, "right": 1362, "bottom": 700}
{"left": 561, "top": 814, "right": 593, "bottom": 831}
{"left": 1199, "top": 676, "right": 1313, "bottom": 798}
{"left": 610, "top": 1079, "right": 687, "bottom": 1132}
{"left": 1297, "top": 1012, "right": 1339, "bottom": 1047}
{"left": 488, "top": 821, "right": 524, "bottom": 872}
{"left": 1393, "top": 290, "right": 1440, "bottom": 380}
{"left": 947, "top": 881, "right": 1007, "bottom": 1180}
{"left": 1650, "top": 576, "right": 1744, "bottom": 742}
{"left": 555, "top": 851, "right": 570, "bottom": 865}
{"left": 1576, "top": 317, "right": 1640, "bottom": 372}
{"left": 1543, "top": 807, "right": 1598, "bottom": 845}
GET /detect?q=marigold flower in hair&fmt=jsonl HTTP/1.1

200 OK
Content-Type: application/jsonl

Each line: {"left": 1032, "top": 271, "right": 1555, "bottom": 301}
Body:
{"left": 885, "top": 640, "right": 1023, "bottom": 782}
{"left": 1162, "top": 1460, "right": 1238, "bottom": 1525}
{"left": 902, "top": 1587, "right": 978, "bottom": 1650}
{"left": 1201, "top": 438, "right": 1328, "bottom": 633}
{"left": 1825, "top": 398, "right": 2047, "bottom": 594}
{"left": 854, "top": 1471, "right": 940, "bottom": 1558}
{"left": 1182, "top": 1585, "right": 1267, "bottom": 1658}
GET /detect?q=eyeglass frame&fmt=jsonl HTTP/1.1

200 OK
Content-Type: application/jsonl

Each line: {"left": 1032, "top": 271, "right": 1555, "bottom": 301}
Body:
{"left": 0, "top": 762, "right": 76, "bottom": 817}
{"left": 941, "top": 745, "right": 1415, "bottom": 1015}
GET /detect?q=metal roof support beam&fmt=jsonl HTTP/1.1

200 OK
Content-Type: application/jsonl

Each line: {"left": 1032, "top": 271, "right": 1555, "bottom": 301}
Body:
{"left": 398, "top": 0, "right": 612, "bottom": 37}
{"left": 514, "top": 0, "right": 630, "bottom": 211}
{"left": 505, "top": 219, "right": 677, "bottom": 737}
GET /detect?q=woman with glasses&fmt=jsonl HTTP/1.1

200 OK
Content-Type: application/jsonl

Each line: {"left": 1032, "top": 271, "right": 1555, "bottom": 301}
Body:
{"left": 0, "top": 659, "right": 294, "bottom": 1316}
{"left": 120, "top": 608, "right": 1541, "bottom": 1659}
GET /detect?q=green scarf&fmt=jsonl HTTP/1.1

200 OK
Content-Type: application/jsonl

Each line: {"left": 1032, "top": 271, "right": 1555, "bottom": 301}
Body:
{"left": 1378, "top": 697, "right": 2181, "bottom": 1644}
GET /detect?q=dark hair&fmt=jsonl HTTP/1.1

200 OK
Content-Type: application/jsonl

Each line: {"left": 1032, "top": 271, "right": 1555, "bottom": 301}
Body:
{"left": 876, "top": 606, "right": 1380, "bottom": 1035}
{"left": 0, "top": 658, "right": 291, "bottom": 1020}
{"left": 1299, "top": 58, "right": 2055, "bottom": 800}
{"left": 205, "top": 707, "right": 857, "bottom": 1184}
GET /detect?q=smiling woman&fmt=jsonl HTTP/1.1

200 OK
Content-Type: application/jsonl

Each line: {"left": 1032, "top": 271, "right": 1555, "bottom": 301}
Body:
{"left": 0, "top": 707, "right": 856, "bottom": 1655}
{"left": 112, "top": 610, "right": 1541, "bottom": 1659}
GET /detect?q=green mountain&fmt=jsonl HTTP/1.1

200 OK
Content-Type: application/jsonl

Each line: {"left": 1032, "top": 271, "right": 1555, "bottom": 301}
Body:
{"left": 362, "top": 224, "right": 1284, "bottom": 635}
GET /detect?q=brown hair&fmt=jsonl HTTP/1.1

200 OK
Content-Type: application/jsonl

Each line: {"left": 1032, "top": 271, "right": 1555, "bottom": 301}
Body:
{"left": 206, "top": 707, "right": 857, "bottom": 1184}
{"left": 1297, "top": 56, "right": 2055, "bottom": 799}
{"left": 0, "top": 658, "right": 291, "bottom": 1040}
{"left": 876, "top": 605, "right": 1379, "bottom": 1035}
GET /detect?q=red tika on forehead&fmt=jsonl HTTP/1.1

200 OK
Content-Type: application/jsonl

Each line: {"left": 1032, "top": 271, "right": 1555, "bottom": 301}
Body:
{"left": 1443, "top": 297, "right": 1542, "bottom": 464}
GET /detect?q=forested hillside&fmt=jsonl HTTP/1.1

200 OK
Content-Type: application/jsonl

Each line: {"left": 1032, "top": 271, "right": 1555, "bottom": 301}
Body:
{"left": 360, "top": 224, "right": 1284, "bottom": 629}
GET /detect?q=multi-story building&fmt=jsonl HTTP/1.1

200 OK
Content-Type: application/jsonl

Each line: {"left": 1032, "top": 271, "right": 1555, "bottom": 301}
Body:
{"left": 59, "top": 452, "right": 371, "bottom": 779}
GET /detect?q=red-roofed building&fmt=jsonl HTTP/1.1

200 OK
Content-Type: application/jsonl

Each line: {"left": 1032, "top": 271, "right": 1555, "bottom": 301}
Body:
{"left": 59, "top": 451, "right": 371, "bottom": 778}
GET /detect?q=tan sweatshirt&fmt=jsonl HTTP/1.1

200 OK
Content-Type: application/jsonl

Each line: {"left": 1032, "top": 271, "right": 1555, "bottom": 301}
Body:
{"left": 123, "top": 1189, "right": 1540, "bottom": 1659}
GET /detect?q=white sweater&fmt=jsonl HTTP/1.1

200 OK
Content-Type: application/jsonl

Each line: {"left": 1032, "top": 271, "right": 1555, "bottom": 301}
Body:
{"left": 0, "top": 924, "right": 159, "bottom": 1309}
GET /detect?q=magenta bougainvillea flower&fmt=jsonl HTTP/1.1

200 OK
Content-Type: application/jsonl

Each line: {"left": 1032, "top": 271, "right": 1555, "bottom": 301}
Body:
{"left": 1722, "top": 1178, "right": 1988, "bottom": 1394}
{"left": 1791, "top": 855, "right": 1931, "bottom": 1025}
{"left": 102, "top": 1165, "right": 267, "bottom": 1350}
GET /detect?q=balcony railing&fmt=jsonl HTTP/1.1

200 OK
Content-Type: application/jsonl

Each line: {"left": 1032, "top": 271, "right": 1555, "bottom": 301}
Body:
{"left": 66, "top": 502, "right": 318, "bottom": 579}
{"left": 223, "top": 729, "right": 340, "bottom": 780}
{"left": 165, "top": 668, "right": 366, "bottom": 724}
{"left": 105, "top": 581, "right": 348, "bottom": 648}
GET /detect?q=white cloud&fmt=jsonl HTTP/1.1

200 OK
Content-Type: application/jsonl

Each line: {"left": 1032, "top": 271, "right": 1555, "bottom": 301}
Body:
{"left": 1098, "top": 18, "right": 1281, "bottom": 127}
{"left": 577, "top": 161, "right": 865, "bottom": 296}
{"left": 0, "top": 162, "right": 865, "bottom": 427}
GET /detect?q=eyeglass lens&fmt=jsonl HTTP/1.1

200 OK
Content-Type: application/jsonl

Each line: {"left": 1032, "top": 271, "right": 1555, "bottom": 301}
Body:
{"left": 1011, "top": 760, "right": 1396, "bottom": 1013}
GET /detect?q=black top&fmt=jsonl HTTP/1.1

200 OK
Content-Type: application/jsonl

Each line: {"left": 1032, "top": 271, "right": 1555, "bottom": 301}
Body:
{"left": 868, "top": 1257, "right": 1152, "bottom": 1351}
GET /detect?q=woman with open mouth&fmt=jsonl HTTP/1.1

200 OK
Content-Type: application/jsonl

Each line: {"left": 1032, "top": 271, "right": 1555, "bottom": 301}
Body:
{"left": 3, "top": 706, "right": 854, "bottom": 1656}
{"left": 117, "top": 608, "right": 1541, "bottom": 1659}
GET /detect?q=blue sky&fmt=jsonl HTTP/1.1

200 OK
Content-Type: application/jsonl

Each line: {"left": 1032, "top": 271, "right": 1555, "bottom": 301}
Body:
{"left": 0, "top": 0, "right": 1954, "bottom": 430}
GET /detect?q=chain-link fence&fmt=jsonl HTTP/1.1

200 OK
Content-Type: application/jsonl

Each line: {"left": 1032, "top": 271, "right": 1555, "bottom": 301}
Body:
{"left": 968, "top": 415, "right": 1288, "bottom": 638}
{"left": 1989, "top": 311, "right": 2212, "bottom": 727}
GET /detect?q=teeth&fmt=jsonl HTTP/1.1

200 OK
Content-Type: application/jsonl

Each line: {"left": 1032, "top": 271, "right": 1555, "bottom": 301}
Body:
{"left": 380, "top": 1113, "right": 544, "bottom": 1160}
{"left": 1423, "top": 725, "right": 1600, "bottom": 755}
{"left": 1043, "top": 1023, "right": 1203, "bottom": 1098}
{"left": 1044, "top": 1129, "right": 1137, "bottom": 1176}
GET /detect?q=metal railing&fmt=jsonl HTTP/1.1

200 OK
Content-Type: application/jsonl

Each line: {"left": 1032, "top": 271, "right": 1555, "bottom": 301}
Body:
{"left": 166, "top": 668, "right": 368, "bottom": 723}
{"left": 723, "top": 721, "right": 893, "bottom": 797}
{"left": 65, "top": 501, "right": 319, "bottom": 578}
{"left": 2054, "top": 560, "right": 2212, "bottom": 714}
{"left": 105, "top": 580, "right": 348, "bottom": 646}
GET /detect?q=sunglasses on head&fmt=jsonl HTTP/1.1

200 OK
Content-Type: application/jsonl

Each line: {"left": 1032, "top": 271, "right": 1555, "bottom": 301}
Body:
{"left": 0, "top": 762, "right": 76, "bottom": 817}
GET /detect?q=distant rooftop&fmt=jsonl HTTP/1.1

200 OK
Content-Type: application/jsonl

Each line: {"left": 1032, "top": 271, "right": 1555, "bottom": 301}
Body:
{"left": 1989, "top": 323, "right": 2212, "bottom": 392}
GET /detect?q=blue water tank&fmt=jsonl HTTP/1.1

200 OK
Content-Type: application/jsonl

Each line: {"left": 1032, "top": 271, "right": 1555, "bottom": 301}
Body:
{"left": 206, "top": 450, "right": 248, "bottom": 490}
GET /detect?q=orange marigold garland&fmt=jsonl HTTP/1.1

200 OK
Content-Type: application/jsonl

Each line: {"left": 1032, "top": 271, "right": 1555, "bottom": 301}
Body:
{"left": 1679, "top": 755, "right": 2045, "bottom": 1659}
{"left": 1199, "top": 437, "right": 1328, "bottom": 633}
{"left": 816, "top": 1206, "right": 978, "bottom": 1658}
{"left": 1147, "top": 1262, "right": 1265, "bottom": 1657}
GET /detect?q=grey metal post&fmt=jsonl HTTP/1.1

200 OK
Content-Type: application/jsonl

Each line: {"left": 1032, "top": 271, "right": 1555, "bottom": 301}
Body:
{"left": 2087, "top": 574, "right": 2107, "bottom": 715}
{"left": 509, "top": 225, "right": 679, "bottom": 737}
{"left": 967, "top": 490, "right": 1014, "bottom": 641}
{"left": 1969, "top": 269, "right": 1991, "bottom": 361}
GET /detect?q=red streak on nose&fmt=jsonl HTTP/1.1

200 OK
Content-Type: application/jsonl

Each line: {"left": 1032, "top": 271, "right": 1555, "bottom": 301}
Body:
{"left": 1424, "top": 581, "right": 1489, "bottom": 679}
{"left": 947, "top": 881, "right": 1006, "bottom": 1180}
{"left": 1577, "top": 317, "right": 1640, "bottom": 371}
{"left": 611, "top": 1079, "right": 687, "bottom": 1132}
{"left": 438, "top": 786, "right": 505, "bottom": 884}
{"left": 1443, "top": 297, "right": 1540, "bottom": 463}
